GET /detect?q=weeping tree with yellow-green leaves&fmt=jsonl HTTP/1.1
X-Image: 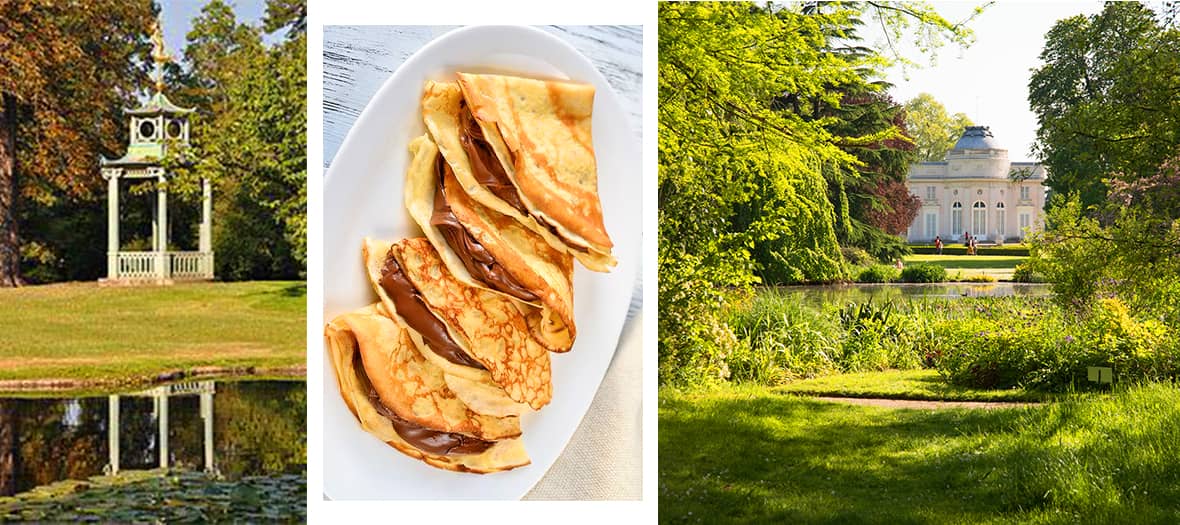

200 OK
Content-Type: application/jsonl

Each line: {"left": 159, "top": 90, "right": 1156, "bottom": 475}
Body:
{"left": 658, "top": 1, "right": 982, "bottom": 385}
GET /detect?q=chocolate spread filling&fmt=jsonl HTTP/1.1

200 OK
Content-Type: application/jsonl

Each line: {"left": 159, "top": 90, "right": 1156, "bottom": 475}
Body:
{"left": 458, "top": 101, "right": 591, "bottom": 255}
{"left": 429, "top": 156, "right": 539, "bottom": 302}
{"left": 379, "top": 251, "right": 486, "bottom": 370}
{"left": 367, "top": 383, "right": 495, "bottom": 456}
{"left": 459, "top": 101, "right": 529, "bottom": 214}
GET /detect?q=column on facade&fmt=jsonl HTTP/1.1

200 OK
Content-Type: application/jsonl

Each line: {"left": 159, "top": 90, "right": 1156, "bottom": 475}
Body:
{"left": 156, "top": 170, "right": 169, "bottom": 279}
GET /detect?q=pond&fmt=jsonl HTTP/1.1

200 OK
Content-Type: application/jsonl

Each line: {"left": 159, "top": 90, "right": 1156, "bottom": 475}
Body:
{"left": 775, "top": 282, "right": 1053, "bottom": 305}
{"left": 0, "top": 379, "right": 305, "bottom": 497}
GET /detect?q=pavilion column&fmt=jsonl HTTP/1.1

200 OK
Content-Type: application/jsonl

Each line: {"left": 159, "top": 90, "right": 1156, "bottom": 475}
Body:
{"left": 157, "top": 392, "right": 169, "bottom": 469}
{"left": 200, "top": 388, "right": 214, "bottom": 473}
{"left": 156, "top": 171, "right": 168, "bottom": 279}
{"left": 107, "top": 395, "right": 120, "bottom": 475}
{"left": 105, "top": 170, "right": 119, "bottom": 280}
{"left": 200, "top": 178, "right": 212, "bottom": 278}
{"left": 151, "top": 194, "right": 158, "bottom": 252}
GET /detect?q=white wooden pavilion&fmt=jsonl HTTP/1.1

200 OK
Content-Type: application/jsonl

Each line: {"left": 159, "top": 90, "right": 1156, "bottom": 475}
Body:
{"left": 99, "top": 22, "right": 213, "bottom": 283}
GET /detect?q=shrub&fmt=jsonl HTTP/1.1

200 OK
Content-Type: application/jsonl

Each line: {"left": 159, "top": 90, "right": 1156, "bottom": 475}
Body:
{"left": 1011, "top": 262, "right": 1044, "bottom": 283}
{"left": 932, "top": 296, "right": 1180, "bottom": 391}
{"left": 856, "top": 264, "right": 899, "bottom": 283}
{"left": 964, "top": 274, "right": 997, "bottom": 283}
{"left": 900, "top": 263, "right": 946, "bottom": 283}
{"left": 841, "top": 246, "right": 874, "bottom": 266}
{"left": 726, "top": 290, "right": 841, "bottom": 383}
{"left": 909, "top": 245, "right": 1030, "bottom": 256}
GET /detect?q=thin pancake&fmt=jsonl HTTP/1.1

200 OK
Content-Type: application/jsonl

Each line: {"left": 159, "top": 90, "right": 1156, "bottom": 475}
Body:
{"left": 391, "top": 237, "right": 552, "bottom": 410}
{"left": 325, "top": 305, "right": 530, "bottom": 473}
{"left": 405, "top": 129, "right": 575, "bottom": 352}
{"left": 363, "top": 238, "right": 530, "bottom": 417}
{"left": 441, "top": 76, "right": 616, "bottom": 272}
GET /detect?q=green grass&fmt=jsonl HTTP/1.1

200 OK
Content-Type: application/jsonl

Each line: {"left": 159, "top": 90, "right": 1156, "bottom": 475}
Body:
{"left": 903, "top": 254, "right": 1026, "bottom": 280}
{"left": 660, "top": 382, "right": 1180, "bottom": 524}
{"left": 774, "top": 369, "right": 1053, "bottom": 402}
{"left": 0, "top": 469, "right": 305, "bottom": 522}
{"left": 0, "top": 281, "right": 305, "bottom": 383}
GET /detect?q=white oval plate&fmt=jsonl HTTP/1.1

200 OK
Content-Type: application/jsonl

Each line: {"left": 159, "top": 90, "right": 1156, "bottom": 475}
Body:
{"left": 322, "top": 26, "right": 641, "bottom": 500}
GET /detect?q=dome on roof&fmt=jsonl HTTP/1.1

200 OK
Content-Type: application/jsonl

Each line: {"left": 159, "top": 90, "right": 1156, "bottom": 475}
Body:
{"left": 951, "top": 126, "right": 1004, "bottom": 152}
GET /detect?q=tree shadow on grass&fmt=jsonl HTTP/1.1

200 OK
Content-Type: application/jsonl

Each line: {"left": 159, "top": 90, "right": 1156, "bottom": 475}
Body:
{"left": 275, "top": 282, "right": 306, "bottom": 298}
{"left": 240, "top": 281, "right": 306, "bottom": 300}
{"left": 659, "top": 390, "right": 1180, "bottom": 524}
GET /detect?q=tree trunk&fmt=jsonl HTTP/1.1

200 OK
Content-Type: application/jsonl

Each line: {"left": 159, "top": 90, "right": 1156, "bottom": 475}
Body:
{"left": 0, "top": 93, "right": 22, "bottom": 287}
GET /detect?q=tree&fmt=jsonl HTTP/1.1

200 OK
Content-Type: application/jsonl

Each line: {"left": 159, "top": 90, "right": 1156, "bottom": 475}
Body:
{"left": 0, "top": 1, "right": 155, "bottom": 286}
{"left": 903, "top": 93, "right": 973, "bottom": 161}
{"left": 658, "top": 2, "right": 976, "bottom": 384}
{"left": 1028, "top": 2, "right": 1180, "bottom": 209}
{"left": 863, "top": 180, "right": 921, "bottom": 235}
{"left": 168, "top": 0, "right": 307, "bottom": 279}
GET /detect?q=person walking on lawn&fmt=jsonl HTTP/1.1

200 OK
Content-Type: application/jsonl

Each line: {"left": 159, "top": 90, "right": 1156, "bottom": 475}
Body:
{"left": 934, "top": 236, "right": 943, "bottom": 255}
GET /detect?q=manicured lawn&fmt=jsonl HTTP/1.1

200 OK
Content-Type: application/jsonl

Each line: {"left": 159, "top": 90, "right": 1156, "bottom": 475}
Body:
{"left": 904, "top": 253, "right": 1026, "bottom": 280}
{"left": 0, "top": 281, "right": 305, "bottom": 383}
{"left": 660, "top": 382, "right": 1180, "bottom": 524}
{"left": 775, "top": 369, "right": 1053, "bottom": 402}
{"left": 0, "top": 469, "right": 305, "bottom": 522}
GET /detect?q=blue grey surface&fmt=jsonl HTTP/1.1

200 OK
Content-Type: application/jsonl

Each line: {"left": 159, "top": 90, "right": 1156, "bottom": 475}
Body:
{"left": 322, "top": 25, "right": 642, "bottom": 170}
{"left": 951, "top": 125, "right": 1004, "bottom": 151}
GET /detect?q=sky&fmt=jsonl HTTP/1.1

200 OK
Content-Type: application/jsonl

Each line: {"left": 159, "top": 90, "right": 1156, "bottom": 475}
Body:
{"left": 157, "top": 0, "right": 273, "bottom": 64}
{"left": 871, "top": 1, "right": 1107, "bottom": 162}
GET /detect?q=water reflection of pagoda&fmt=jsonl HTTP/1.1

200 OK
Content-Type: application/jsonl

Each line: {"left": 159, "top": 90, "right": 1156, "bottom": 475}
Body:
{"left": 0, "top": 379, "right": 303, "bottom": 497}
{"left": 106, "top": 381, "right": 217, "bottom": 475}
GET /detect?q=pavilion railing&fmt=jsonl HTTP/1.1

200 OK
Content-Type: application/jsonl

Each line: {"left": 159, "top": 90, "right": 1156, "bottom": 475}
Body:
{"left": 113, "top": 251, "right": 213, "bottom": 280}
{"left": 115, "top": 252, "right": 158, "bottom": 279}
{"left": 169, "top": 251, "right": 214, "bottom": 280}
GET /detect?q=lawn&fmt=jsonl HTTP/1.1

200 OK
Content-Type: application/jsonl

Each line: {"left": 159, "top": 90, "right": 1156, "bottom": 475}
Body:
{"left": 903, "top": 253, "right": 1026, "bottom": 280}
{"left": 660, "top": 382, "right": 1180, "bottom": 524}
{"left": 775, "top": 369, "right": 1053, "bottom": 402}
{"left": 0, "top": 281, "right": 305, "bottom": 384}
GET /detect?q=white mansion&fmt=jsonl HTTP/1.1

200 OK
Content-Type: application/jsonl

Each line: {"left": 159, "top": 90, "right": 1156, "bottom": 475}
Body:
{"left": 905, "top": 126, "right": 1046, "bottom": 243}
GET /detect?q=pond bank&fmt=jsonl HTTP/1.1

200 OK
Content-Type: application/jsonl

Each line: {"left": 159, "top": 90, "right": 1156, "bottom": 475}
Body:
{"left": 0, "top": 364, "right": 306, "bottom": 394}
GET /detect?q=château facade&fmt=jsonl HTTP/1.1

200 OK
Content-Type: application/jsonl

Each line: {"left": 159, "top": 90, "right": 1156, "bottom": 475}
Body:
{"left": 905, "top": 126, "right": 1046, "bottom": 243}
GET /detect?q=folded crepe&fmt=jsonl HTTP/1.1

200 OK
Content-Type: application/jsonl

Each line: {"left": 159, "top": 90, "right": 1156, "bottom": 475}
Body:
{"left": 404, "top": 132, "right": 575, "bottom": 353}
{"left": 363, "top": 237, "right": 553, "bottom": 411}
{"left": 325, "top": 304, "right": 530, "bottom": 473}
{"left": 422, "top": 76, "right": 615, "bottom": 272}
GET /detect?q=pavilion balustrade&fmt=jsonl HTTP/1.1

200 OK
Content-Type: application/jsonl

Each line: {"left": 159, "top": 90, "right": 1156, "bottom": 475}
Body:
{"left": 113, "top": 251, "right": 213, "bottom": 281}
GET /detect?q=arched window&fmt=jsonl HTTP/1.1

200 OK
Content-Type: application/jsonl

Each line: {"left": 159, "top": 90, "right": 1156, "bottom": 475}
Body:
{"left": 995, "top": 202, "right": 1006, "bottom": 237}
{"left": 951, "top": 202, "right": 963, "bottom": 235}
{"left": 972, "top": 201, "right": 987, "bottom": 237}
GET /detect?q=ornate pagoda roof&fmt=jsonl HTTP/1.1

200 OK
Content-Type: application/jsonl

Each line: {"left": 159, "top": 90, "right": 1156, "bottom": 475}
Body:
{"left": 100, "top": 145, "right": 162, "bottom": 167}
{"left": 125, "top": 91, "right": 195, "bottom": 116}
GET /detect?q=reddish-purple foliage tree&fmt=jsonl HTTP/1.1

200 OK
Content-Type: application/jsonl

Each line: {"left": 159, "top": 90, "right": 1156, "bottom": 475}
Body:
{"left": 864, "top": 180, "right": 921, "bottom": 235}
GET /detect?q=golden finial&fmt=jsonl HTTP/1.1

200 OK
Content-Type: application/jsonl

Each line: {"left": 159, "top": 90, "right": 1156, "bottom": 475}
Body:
{"left": 150, "top": 19, "right": 171, "bottom": 93}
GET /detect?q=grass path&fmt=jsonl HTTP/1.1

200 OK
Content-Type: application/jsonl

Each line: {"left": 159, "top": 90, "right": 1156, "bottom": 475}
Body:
{"left": 0, "top": 281, "right": 305, "bottom": 385}
{"left": 774, "top": 369, "right": 1053, "bottom": 402}
{"left": 810, "top": 396, "right": 1039, "bottom": 410}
